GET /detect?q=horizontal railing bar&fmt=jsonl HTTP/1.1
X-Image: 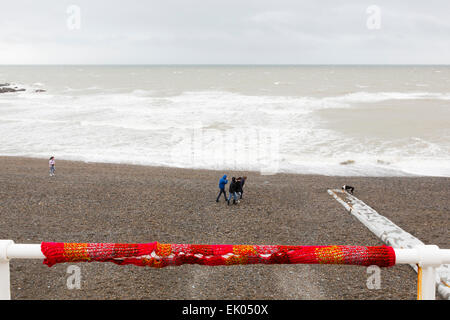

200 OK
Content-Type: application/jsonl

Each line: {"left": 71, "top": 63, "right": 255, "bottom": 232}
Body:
{"left": 3, "top": 243, "right": 450, "bottom": 266}
{"left": 7, "top": 244, "right": 44, "bottom": 259}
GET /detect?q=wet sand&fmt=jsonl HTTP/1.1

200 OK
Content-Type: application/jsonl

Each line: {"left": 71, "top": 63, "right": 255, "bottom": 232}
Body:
{"left": 0, "top": 156, "right": 448, "bottom": 300}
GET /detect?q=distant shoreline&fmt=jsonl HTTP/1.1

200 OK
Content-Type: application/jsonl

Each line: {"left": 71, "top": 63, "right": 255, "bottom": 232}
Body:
{"left": 0, "top": 155, "right": 429, "bottom": 178}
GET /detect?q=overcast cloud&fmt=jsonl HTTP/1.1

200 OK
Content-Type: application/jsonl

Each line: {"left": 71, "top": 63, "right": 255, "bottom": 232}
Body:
{"left": 0, "top": 0, "right": 449, "bottom": 64}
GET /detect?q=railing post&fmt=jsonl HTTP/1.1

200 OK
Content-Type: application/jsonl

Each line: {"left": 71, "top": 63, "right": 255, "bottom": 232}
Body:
{"left": 416, "top": 245, "right": 441, "bottom": 300}
{"left": 418, "top": 266, "right": 437, "bottom": 300}
{"left": 0, "top": 240, "right": 14, "bottom": 300}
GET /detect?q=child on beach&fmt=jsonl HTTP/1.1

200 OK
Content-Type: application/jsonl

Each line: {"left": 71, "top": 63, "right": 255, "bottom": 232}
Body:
{"left": 49, "top": 156, "right": 55, "bottom": 176}
{"left": 216, "top": 174, "right": 228, "bottom": 202}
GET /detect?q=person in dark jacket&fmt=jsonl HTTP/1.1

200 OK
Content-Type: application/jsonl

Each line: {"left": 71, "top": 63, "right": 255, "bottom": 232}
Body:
{"left": 239, "top": 176, "right": 247, "bottom": 199}
{"left": 342, "top": 185, "right": 354, "bottom": 194}
{"left": 236, "top": 177, "right": 243, "bottom": 199}
{"left": 216, "top": 174, "right": 228, "bottom": 202}
{"left": 227, "top": 177, "right": 238, "bottom": 205}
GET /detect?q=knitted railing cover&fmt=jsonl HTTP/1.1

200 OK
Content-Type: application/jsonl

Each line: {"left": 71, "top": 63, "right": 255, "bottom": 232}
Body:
{"left": 41, "top": 242, "right": 396, "bottom": 268}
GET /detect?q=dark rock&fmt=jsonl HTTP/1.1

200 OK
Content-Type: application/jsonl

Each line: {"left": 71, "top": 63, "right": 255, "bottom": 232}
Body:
{"left": 0, "top": 85, "right": 26, "bottom": 93}
{"left": 0, "top": 87, "right": 17, "bottom": 93}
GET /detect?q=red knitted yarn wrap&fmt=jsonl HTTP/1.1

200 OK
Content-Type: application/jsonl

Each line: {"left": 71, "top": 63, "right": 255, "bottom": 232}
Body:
{"left": 41, "top": 242, "right": 396, "bottom": 268}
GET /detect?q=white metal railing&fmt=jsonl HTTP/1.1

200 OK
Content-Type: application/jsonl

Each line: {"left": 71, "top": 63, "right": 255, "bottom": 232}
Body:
{"left": 1, "top": 240, "right": 449, "bottom": 300}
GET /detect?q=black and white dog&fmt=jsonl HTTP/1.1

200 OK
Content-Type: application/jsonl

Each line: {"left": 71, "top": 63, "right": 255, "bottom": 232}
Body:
{"left": 342, "top": 185, "right": 354, "bottom": 194}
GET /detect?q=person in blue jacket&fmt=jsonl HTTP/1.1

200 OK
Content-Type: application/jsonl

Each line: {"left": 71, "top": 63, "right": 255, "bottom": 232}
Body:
{"left": 216, "top": 174, "right": 228, "bottom": 202}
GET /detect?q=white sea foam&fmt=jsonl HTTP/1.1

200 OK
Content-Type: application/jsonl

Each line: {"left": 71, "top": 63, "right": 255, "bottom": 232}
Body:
{"left": 333, "top": 91, "right": 450, "bottom": 103}
{"left": 0, "top": 66, "right": 449, "bottom": 177}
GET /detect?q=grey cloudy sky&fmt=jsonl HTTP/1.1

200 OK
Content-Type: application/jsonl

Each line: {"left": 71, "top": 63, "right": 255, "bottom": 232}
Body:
{"left": 0, "top": 0, "right": 449, "bottom": 64}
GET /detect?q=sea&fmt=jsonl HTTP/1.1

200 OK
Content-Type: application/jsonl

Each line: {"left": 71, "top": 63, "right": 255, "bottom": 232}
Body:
{"left": 0, "top": 65, "right": 449, "bottom": 176}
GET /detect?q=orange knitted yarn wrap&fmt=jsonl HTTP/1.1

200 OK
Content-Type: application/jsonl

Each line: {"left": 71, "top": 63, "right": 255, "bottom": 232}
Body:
{"left": 41, "top": 242, "right": 396, "bottom": 268}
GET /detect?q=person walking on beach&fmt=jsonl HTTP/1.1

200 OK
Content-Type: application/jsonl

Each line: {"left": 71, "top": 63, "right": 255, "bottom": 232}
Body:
{"left": 236, "top": 177, "right": 243, "bottom": 199}
{"left": 216, "top": 174, "right": 228, "bottom": 202}
{"left": 239, "top": 176, "right": 247, "bottom": 199}
{"left": 49, "top": 156, "right": 56, "bottom": 176}
{"left": 227, "top": 177, "right": 239, "bottom": 205}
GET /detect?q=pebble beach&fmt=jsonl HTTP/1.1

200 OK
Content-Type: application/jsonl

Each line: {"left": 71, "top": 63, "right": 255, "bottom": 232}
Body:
{"left": 0, "top": 156, "right": 448, "bottom": 300}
